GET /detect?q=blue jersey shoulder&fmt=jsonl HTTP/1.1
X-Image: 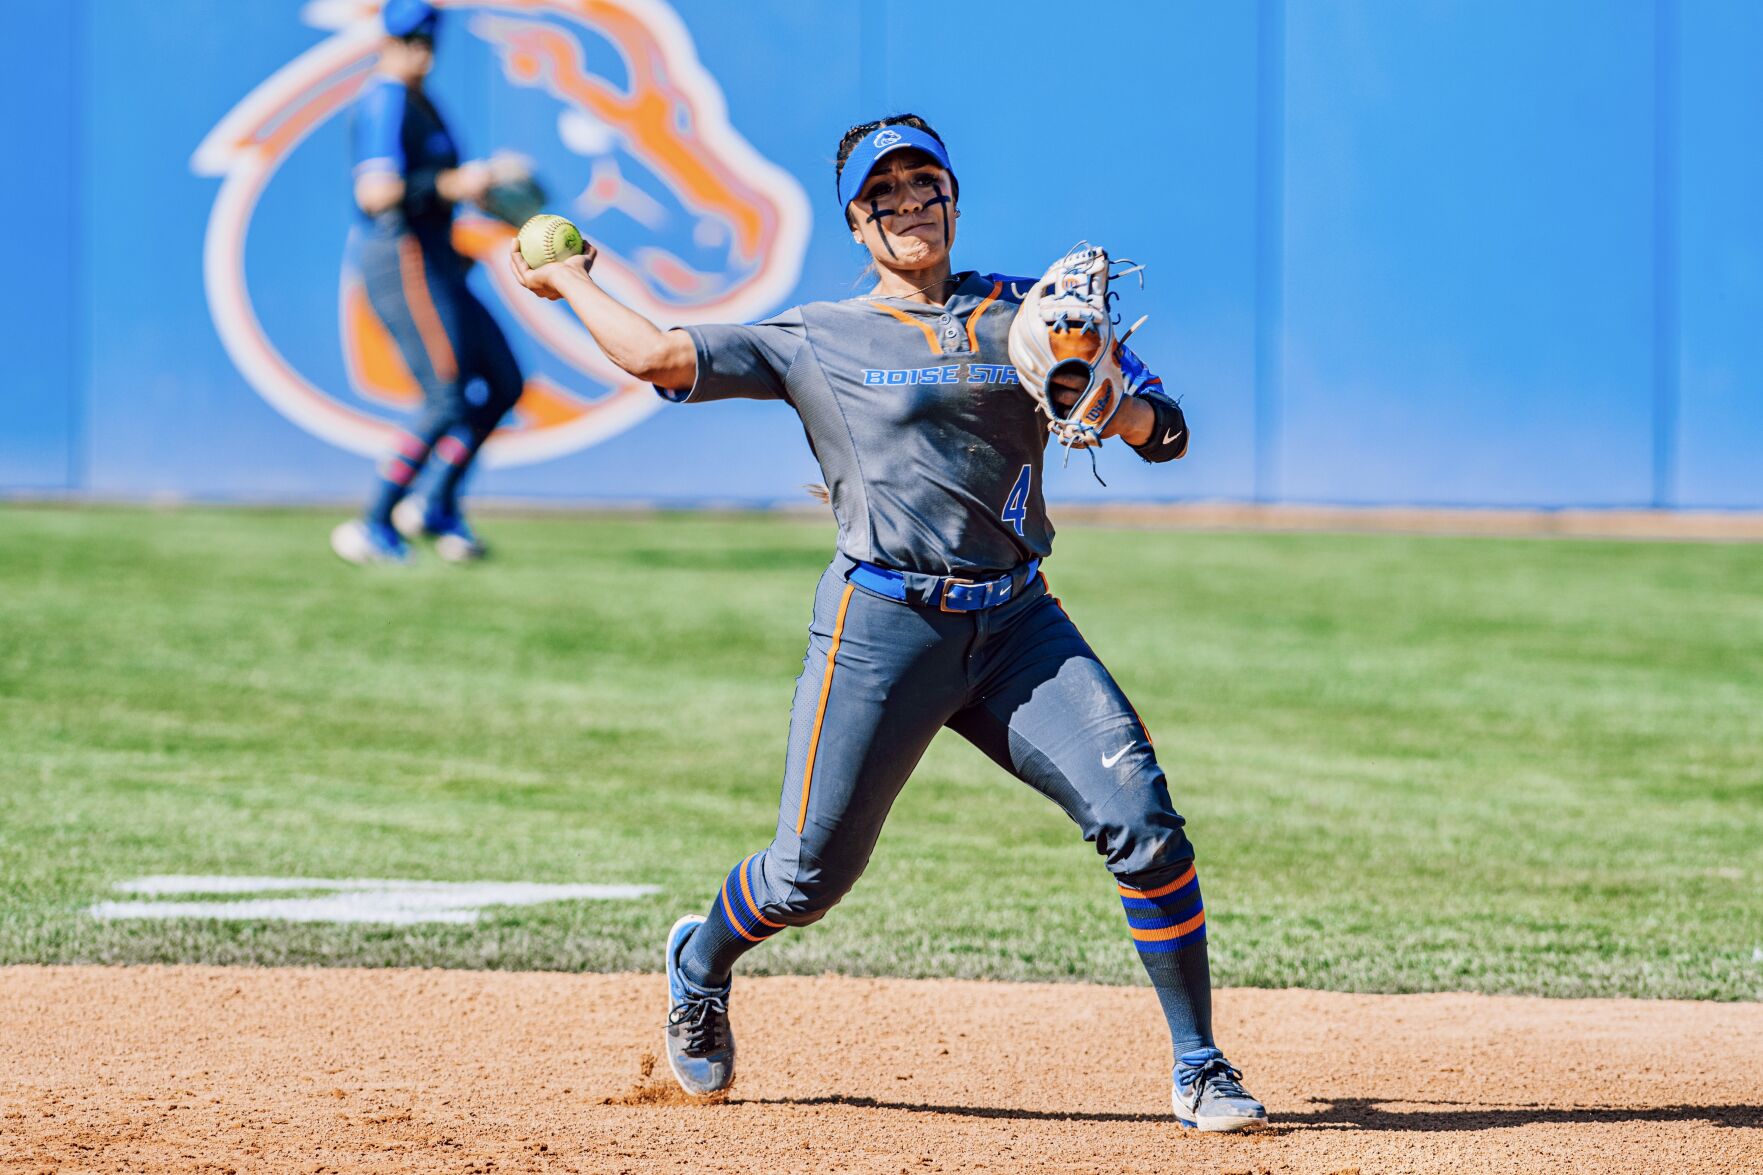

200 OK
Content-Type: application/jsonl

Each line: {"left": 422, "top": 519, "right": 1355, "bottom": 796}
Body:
{"left": 351, "top": 78, "right": 409, "bottom": 177}
{"left": 983, "top": 273, "right": 1041, "bottom": 305}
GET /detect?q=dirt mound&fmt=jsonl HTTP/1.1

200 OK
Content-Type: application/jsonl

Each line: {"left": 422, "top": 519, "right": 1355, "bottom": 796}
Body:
{"left": 2, "top": 966, "right": 1759, "bottom": 1173}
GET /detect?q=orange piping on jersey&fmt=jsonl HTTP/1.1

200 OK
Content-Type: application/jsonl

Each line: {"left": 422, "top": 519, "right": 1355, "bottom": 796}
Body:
{"left": 1118, "top": 862, "right": 1197, "bottom": 901}
{"left": 869, "top": 302, "right": 941, "bottom": 355}
{"left": 1046, "top": 578, "right": 1155, "bottom": 747}
{"left": 736, "top": 852, "right": 785, "bottom": 929}
{"left": 1129, "top": 908, "right": 1207, "bottom": 942}
{"left": 965, "top": 281, "right": 1003, "bottom": 352}
{"left": 797, "top": 584, "right": 856, "bottom": 833}
{"left": 397, "top": 236, "right": 458, "bottom": 384}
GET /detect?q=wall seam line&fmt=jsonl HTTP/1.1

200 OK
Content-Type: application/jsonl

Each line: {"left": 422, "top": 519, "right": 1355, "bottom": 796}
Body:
{"left": 1253, "top": 0, "right": 1285, "bottom": 505}
{"left": 1651, "top": 0, "right": 1680, "bottom": 509}
{"left": 67, "top": 0, "right": 90, "bottom": 495}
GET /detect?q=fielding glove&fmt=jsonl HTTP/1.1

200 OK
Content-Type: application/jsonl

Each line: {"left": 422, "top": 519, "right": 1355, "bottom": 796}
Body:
{"left": 1007, "top": 244, "right": 1155, "bottom": 459}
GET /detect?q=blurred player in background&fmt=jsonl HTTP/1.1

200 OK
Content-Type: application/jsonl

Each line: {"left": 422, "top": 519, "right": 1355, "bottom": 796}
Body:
{"left": 330, "top": 0, "right": 524, "bottom": 565}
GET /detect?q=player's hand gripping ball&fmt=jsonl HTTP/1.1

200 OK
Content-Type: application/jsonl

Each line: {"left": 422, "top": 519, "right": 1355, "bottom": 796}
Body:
{"left": 516, "top": 214, "right": 585, "bottom": 269}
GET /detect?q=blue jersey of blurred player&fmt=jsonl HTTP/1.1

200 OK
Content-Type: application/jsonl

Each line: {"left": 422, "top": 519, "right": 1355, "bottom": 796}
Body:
{"left": 330, "top": 0, "right": 524, "bottom": 565}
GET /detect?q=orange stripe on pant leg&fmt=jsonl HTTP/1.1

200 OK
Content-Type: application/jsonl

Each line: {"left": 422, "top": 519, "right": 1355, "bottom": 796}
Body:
{"left": 735, "top": 852, "right": 785, "bottom": 930}
{"left": 397, "top": 236, "right": 458, "bottom": 384}
{"left": 1123, "top": 695, "right": 1154, "bottom": 747}
{"left": 796, "top": 584, "right": 856, "bottom": 834}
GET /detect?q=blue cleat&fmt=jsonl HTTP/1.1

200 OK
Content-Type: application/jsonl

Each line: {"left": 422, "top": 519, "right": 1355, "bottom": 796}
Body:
{"left": 392, "top": 497, "right": 486, "bottom": 563}
{"left": 330, "top": 518, "right": 410, "bottom": 565}
{"left": 1172, "top": 1047, "right": 1268, "bottom": 1132}
{"left": 663, "top": 914, "right": 735, "bottom": 1096}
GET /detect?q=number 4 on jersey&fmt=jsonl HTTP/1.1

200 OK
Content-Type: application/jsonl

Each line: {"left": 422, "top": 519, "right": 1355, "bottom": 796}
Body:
{"left": 1001, "top": 464, "right": 1033, "bottom": 536}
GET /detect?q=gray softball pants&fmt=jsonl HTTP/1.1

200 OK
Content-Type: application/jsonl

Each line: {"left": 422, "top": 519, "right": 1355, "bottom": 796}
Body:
{"left": 733, "top": 556, "right": 1198, "bottom": 931}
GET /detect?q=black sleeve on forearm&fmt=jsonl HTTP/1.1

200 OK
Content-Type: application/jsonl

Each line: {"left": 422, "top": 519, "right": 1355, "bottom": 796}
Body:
{"left": 1129, "top": 392, "right": 1190, "bottom": 463}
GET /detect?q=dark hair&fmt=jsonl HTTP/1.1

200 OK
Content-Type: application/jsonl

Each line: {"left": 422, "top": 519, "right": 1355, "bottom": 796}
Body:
{"left": 835, "top": 114, "right": 956, "bottom": 224}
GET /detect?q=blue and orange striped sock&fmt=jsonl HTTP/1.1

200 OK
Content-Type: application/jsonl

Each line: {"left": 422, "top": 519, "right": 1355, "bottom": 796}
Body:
{"left": 1118, "top": 862, "right": 1214, "bottom": 1058}
{"left": 677, "top": 851, "right": 786, "bottom": 989}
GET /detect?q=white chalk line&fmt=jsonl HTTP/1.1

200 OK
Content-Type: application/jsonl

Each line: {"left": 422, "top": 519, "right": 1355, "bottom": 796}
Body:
{"left": 90, "top": 876, "right": 660, "bottom": 926}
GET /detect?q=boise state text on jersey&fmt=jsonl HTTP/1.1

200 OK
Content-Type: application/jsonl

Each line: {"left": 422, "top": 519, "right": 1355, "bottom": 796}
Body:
{"left": 861, "top": 363, "right": 1020, "bottom": 385}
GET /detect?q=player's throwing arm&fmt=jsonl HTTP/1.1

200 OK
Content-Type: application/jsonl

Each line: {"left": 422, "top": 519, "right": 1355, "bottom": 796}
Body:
{"left": 507, "top": 230, "right": 696, "bottom": 393}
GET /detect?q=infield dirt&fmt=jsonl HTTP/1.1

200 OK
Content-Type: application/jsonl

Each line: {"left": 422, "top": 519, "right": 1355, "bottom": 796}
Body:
{"left": 3, "top": 966, "right": 1759, "bottom": 1174}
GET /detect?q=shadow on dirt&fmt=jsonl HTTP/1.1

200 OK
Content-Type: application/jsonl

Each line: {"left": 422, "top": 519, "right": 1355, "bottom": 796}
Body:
{"left": 736, "top": 1095, "right": 1168, "bottom": 1123}
{"left": 740, "top": 1094, "right": 1763, "bottom": 1132}
{"left": 1282, "top": 1098, "right": 1763, "bottom": 1132}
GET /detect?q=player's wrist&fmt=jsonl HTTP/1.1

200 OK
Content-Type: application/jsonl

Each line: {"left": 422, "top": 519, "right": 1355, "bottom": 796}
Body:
{"left": 552, "top": 260, "right": 600, "bottom": 298}
{"left": 1110, "top": 396, "right": 1156, "bottom": 447}
{"left": 1128, "top": 395, "right": 1189, "bottom": 462}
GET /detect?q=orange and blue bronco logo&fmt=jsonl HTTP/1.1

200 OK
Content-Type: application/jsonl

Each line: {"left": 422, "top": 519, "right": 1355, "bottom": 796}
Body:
{"left": 193, "top": 0, "right": 807, "bottom": 466}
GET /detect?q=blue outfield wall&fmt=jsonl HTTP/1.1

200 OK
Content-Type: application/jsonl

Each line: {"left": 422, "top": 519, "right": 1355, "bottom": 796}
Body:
{"left": 1, "top": 0, "right": 1758, "bottom": 509}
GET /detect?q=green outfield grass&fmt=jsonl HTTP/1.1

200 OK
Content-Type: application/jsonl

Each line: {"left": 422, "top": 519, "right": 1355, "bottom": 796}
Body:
{"left": 1, "top": 503, "right": 1759, "bottom": 999}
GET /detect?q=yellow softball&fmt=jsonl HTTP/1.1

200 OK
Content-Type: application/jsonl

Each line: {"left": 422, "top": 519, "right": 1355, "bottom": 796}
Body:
{"left": 516, "top": 214, "right": 585, "bottom": 268}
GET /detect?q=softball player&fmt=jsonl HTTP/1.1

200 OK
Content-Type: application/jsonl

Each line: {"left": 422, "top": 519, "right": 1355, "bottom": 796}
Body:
{"left": 509, "top": 115, "right": 1267, "bottom": 1131}
{"left": 331, "top": 0, "right": 523, "bottom": 566}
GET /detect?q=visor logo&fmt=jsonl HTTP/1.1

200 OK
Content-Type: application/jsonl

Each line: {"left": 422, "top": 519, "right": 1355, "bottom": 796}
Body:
{"left": 873, "top": 128, "right": 903, "bottom": 148}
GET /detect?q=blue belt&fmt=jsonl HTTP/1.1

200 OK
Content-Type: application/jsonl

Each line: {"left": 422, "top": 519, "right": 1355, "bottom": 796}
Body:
{"left": 848, "top": 558, "right": 1041, "bottom": 612}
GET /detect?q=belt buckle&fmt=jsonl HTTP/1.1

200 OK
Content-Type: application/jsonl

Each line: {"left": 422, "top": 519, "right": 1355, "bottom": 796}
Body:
{"left": 939, "top": 577, "right": 977, "bottom": 612}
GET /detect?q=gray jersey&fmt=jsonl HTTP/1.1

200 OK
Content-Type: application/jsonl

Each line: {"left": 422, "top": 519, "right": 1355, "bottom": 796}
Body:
{"left": 666, "top": 270, "right": 1117, "bottom": 575}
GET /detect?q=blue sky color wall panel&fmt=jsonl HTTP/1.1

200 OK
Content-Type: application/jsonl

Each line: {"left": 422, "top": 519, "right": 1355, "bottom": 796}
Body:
{"left": 1278, "top": 0, "right": 1657, "bottom": 507}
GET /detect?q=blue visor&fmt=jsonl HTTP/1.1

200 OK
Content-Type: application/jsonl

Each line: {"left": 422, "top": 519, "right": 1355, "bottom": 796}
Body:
{"left": 837, "top": 125, "right": 955, "bottom": 209}
{"left": 383, "top": 0, "right": 440, "bottom": 39}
